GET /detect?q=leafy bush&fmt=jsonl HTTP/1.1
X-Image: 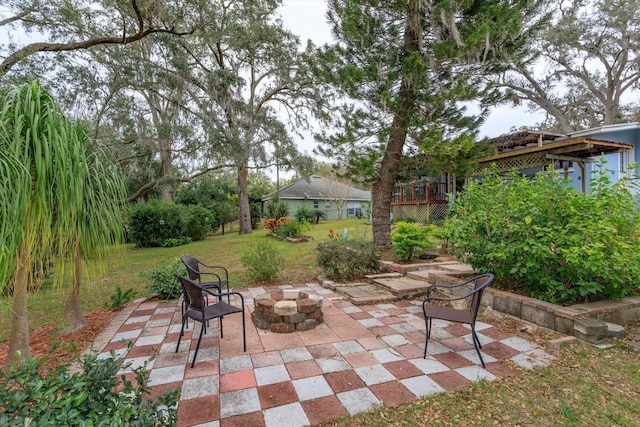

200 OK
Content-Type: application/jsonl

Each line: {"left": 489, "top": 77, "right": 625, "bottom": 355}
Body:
{"left": 263, "top": 217, "right": 291, "bottom": 233}
{"left": 393, "top": 216, "right": 417, "bottom": 223}
{"left": 275, "top": 219, "right": 311, "bottom": 238}
{"left": 180, "top": 204, "right": 214, "bottom": 241}
{"left": 391, "top": 222, "right": 438, "bottom": 262}
{"left": 241, "top": 240, "right": 283, "bottom": 282}
{"left": 0, "top": 350, "right": 178, "bottom": 426}
{"left": 264, "top": 194, "right": 289, "bottom": 220}
{"left": 161, "top": 237, "right": 193, "bottom": 247}
{"left": 128, "top": 200, "right": 185, "bottom": 248}
{"left": 140, "top": 259, "right": 186, "bottom": 299}
{"left": 316, "top": 238, "right": 380, "bottom": 282}
{"left": 443, "top": 161, "right": 640, "bottom": 303}
{"left": 294, "top": 206, "right": 316, "bottom": 222}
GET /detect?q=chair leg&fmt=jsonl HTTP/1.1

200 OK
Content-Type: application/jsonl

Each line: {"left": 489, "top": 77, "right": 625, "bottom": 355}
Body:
{"left": 241, "top": 308, "right": 246, "bottom": 352}
{"left": 176, "top": 314, "right": 187, "bottom": 353}
{"left": 191, "top": 321, "right": 205, "bottom": 368}
{"left": 470, "top": 326, "right": 486, "bottom": 368}
{"left": 423, "top": 317, "right": 432, "bottom": 359}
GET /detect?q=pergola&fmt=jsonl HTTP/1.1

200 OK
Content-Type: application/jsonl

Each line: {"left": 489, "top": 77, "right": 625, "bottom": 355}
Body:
{"left": 475, "top": 130, "right": 633, "bottom": 192}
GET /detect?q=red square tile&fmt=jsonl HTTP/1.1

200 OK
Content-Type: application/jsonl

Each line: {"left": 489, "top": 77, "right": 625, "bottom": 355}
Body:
{"left": 379, "top": 316, "right": 404, "bottom": 325}
{"left": 177, "top": 395, "right": 219, "bottom": 426}
{"left": 144, "top": 381, "right": 182, "bottom": 402}
{"left": 370, "top": 381, "right": 416, "bottom": 407}
{"left": 251, "top": 351, "right": 283, "bottom": 368}
{"left": 220, "top": 370, "right": 256, "bottom": 392}
{"left": 286, "top": 360, "right": 322, "bottom": 379}
{"left": 485, "top": 361, "right": 517, "bottom": 378}
{"left": 481, "top": 341, "right": 520, "bottom": 359}
{"left": 478, "top": 326, "right": 514, "bottom": 340}
{"left": 220, "top": 411, "right": 265, "bottom": 427}
{"left": 307, "top": 344, "right": 339, "bottom": 359}
{"left": 434, "top": 352, "right": 474, "bottom": 369}
{"left": 343, "top": 351, "right": 377, "bottom": 368}
{"left": 324, "top": 370, "right": 366, "bottom": 393}
{"left": 184, "top": 359, "right": 219, "bottom": 379}
{"left": 257, "top": 381, "right": 297, "bottom": 409}
{"left": 154, "top": 351, "right": 189, "bottom": 369}
{"left": 382, "top": 360, "right": 424, "bottom": 379}
{"left": 301, "top": 395, "right": 347, "bottom": 425}
{"left": 443, "top": 324, "right": 470, "bottom": 337}
{"left": 403, "top": 331, "right": 427, "bottom": 344}
{"left": 359, "top": 305, "right": 378, "bottom": 311}
{"left": 356, "top": 337, "right": 388, "bottom": 351}
{"left": 429, "top": 370, "right": 471, "bottom": 391}
{"left": 368, "top": 326, "right": 397, "bottom": 336}
{"left": 439, "top": 337, "right": 474, "bottom": 352}
{"left": 153, "top": 312, "right": 174, "bottom": 320}
{"left": 349, "top": 311, "right": 373, "bottom": 320}
{"left": 394, "top": 300, "right": 414, "bottom": 308}
{"left": 126, "top": 344, "right": 158, "bottom": 358}
{"left": 133, "top": 308, "right": 155, "bottom": 316}
{"left": 119, "top": 322, "right": 146, "bottom": 332}
{"left": 102, "top": 340, "right": 128, "bottom": 352}
{"left": 395, "top": 344, "right": 425, "bottom": 359}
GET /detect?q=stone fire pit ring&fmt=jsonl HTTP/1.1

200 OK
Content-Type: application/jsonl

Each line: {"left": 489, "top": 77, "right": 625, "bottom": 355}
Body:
{"left": 252, "top": 289, "right": 323, "bottom": 333}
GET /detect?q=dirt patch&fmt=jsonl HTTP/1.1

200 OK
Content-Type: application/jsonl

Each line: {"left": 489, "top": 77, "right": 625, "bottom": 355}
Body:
{"left": 0, "top": 308, "right": 119, "bottom": 369}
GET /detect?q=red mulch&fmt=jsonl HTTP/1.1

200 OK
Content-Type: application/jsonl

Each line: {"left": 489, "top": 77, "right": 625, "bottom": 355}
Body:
{"left": 0, "top": 308, "right": 119, "bottom": 368}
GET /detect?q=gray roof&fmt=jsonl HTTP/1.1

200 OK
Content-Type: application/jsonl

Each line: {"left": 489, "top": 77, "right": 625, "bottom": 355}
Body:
{"left": 262, "top": 175, "right": 371, "bottom": 201}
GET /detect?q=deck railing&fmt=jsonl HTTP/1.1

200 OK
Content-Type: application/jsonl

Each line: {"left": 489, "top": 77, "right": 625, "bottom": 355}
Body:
{"left": 391, "top": 182, "right": 448, "bottom": 205}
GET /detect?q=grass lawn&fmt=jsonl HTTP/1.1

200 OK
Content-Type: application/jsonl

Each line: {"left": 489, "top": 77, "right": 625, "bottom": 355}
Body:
{"left": 0, "top": 218, "right": 370, "bottom": 342}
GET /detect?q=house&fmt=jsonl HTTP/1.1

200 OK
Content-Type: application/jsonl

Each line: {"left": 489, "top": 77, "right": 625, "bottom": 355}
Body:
{"left": 262, "top": 175, "right": 371, "bottom": 220}
{"left": 475, "top": 123, "right": 640, "bottom": 193}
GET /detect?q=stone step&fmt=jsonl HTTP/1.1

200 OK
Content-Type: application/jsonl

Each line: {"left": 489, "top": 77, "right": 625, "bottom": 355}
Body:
{"left": 372, "top": 277, "right": 433, "bottom": 300}
{"left": 364, "top": 272, "right": 403, "bottom": 283}
{"left": 438, "top": 263, "right": 478, "bottom": 276}
{"left": 333, "top": 284, "right": 396, "bottom": 306}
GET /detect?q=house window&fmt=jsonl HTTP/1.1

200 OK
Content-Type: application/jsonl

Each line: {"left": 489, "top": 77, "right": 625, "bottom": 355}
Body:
{"left": 325, "top": 201, "right": 331, "bottom": 209}
{"left": 313, "top": 200, "right": 319, "bottom": 209}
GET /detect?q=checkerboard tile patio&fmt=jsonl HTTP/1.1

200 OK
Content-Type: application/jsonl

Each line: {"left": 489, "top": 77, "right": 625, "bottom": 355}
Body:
{"left": 91, "top": 282, "right": 556, "bottom": 426}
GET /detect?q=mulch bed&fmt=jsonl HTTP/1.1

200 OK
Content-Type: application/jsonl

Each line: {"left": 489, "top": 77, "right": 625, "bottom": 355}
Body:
{"left": 0, "top": 308, "right": 119, "bottom": 369}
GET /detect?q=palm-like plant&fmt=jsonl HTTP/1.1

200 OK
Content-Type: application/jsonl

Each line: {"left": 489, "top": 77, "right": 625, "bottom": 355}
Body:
{"left": 0, "top": 82, "right": 125, "bottom": 369}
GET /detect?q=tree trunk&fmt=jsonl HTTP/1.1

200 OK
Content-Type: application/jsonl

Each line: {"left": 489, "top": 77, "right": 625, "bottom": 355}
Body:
{"left": 159, "top": 143, "right": 172, "bottom": 202}
{"left": 237, "top": 164, "right": 252, "bottom": 234}
{"left": 62, "top": 241, "right": 88, "bottom": 334}
{"left": 372, "top": 15, "right": 420, "bottom": 248}
{"left": 4, "top": 245, "right": 31, "bottom": 372}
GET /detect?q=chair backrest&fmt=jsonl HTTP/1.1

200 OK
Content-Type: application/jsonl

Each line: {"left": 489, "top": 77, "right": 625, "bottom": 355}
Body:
{"left": 176, "top": 274, "right": 206, "bottom": 311}
{"left": 181, "top": 255, "right": 201, "bottom": 282}
{"left": 469, "top": 273, "right": 494, "bottom": 317}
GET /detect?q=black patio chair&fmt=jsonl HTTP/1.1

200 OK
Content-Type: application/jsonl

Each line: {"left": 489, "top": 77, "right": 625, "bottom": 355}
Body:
{"left": 175, "top": 274, "right": 246, "bottom": 368}
{"left": 181, "top": 255, "right": 230, "bottom": 297}
{"left": 422, "top": 273, "right": 494, "bottom": 368}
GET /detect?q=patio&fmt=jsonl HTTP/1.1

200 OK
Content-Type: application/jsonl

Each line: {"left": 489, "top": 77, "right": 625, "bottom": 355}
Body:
{"left": 91, "top": 282, "right": 555, "bottom": 427}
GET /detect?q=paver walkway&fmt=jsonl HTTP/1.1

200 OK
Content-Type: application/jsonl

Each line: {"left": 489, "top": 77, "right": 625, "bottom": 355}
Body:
{"left": 90, "top": 282, "right": 555, "bottom": 427}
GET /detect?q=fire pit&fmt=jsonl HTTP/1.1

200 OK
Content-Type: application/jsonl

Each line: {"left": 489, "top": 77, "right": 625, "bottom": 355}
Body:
{"left": 252, "top": 289, "right": 323, "bottom": 333}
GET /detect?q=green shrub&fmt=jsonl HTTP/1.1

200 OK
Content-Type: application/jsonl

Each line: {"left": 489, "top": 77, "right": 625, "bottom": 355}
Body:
{"left": 180, "top": 204, "right": 215, "bottom": 241}
{"left": 241, "top": 240, "right": 282, "bottom": 282}
{"left": 264, "top": 194, "right": 289, "bottom": 220}
{"left": 0, "top": 349, "right": 178, "bottom": 426}
{"left": 107, "top": 286, "right": 136, "bottom": 310}
{"left": 140, "top": 259, "right": 186, "bottom": 299}
{"left": 393, "top": 216, "right": 416, "bottom": 223}
{"left": 295, "top": 206, "right": 316, "bottom": 222}
{"left": 316, "top": 238, "right": 380, "bottom": 282}
{"left": 161, "top": 237, "right": 193, "bottom": 247}
{"left": 275, "top": 219, "right": 311, "bottom": 238}
{"left": 444, "top": 161, "right": 640, "bottom": 303}
{"left": 391, "top": 222, "right": 438, "bottom": 262}
{"left": 128, "top": 200, "right": 185, "bottom": 248}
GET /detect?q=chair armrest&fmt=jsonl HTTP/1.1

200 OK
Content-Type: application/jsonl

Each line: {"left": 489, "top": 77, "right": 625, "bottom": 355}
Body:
{"left": 202, "top": 288, "right": 244, "bottom": 305}
{"left": 198, "top": 262, "right": 229, "bottom": 280}
{"left": 197, "top": 271, "right": 224, "bottom": 283}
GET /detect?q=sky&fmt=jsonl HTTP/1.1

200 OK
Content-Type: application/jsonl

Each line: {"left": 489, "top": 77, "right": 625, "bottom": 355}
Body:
{"left": 277, "top": 0, "right": 545, "bottom": 143}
